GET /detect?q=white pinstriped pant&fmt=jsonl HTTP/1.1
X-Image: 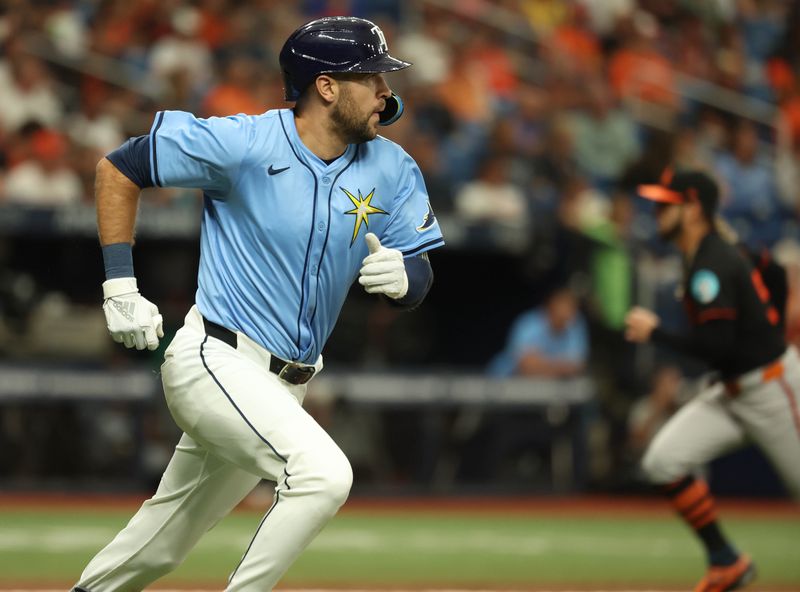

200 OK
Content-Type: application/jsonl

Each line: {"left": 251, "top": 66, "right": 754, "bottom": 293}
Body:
{"left": 75, "top": 306, "right": 352, "bottom": 591}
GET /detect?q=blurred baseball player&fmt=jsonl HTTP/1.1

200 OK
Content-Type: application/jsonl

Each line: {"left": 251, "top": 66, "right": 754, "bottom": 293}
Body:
{"left": 72, "top": 17, "right": 443, "bottom": 592}
{"left": 625, "top": 169, "right": 800, "bottom": 592}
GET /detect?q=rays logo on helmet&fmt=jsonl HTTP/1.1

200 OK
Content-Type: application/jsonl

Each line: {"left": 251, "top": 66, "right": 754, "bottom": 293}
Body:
{"left": 416, "top": 201, "right": 437, "bottom": 232}
{"left": 691, "top": 269, "right": 720, "bottom": 304}
{"left": 370, "top": 25, "right": 388, "bottom": 53}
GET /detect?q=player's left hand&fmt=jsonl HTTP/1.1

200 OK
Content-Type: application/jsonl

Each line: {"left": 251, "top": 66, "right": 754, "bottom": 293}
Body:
{"left": 359, "top": 233, "right": 408, "bottom": 299}
{"left": 625, "top": 306, "right": 660, "bottom": 343}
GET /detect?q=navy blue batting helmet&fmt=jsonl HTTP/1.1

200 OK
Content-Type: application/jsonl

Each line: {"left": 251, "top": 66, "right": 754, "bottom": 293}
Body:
{"left": 279, "top": 16, "right": 411, "bottom": 104}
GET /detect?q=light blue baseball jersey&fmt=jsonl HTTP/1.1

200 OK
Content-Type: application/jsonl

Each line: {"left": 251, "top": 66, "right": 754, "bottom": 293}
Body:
{"left": 148, "top": 109, "right": 444, "bottom": 363}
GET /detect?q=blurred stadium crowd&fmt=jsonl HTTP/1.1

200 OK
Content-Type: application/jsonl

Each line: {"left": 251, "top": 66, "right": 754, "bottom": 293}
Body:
{"left": 1, "top": 0, "right": 800, "bottom": 496}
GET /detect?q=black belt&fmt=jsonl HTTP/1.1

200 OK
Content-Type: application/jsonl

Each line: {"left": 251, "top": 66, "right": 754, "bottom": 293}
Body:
{"left": 202, "top": 317, "right": 316, "bottom": 385}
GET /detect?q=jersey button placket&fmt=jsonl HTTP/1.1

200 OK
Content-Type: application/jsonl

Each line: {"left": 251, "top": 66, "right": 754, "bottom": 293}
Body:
{"left": 301, "top": 180, "right": 328, "bottom": 357}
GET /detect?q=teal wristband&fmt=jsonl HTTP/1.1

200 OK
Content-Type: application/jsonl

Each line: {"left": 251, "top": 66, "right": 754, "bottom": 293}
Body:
{"left": 102, "top": 242, "right": 134, "bottom": 279}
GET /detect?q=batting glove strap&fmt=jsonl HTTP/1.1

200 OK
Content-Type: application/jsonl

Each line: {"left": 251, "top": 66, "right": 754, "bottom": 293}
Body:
{"left": 102, "top": 277, "right": 139, "bottom": 300}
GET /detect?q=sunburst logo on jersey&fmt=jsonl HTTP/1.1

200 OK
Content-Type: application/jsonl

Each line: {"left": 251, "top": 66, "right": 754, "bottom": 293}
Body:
{"left": 342, "top": 187, "right": 388, "bottom": 246}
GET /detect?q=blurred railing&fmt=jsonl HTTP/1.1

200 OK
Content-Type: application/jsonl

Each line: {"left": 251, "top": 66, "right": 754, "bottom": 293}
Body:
{"left": 317, "top": 372, "right": 593, "bottom": 405}
{"left": 0, "top": 364, "right": 593, "bottom": 493}
{"left": 0, "top": 363, "right": 156, "bottom": 402}
{"left": 0, "top": 363, "right": 591, "bottom": 405}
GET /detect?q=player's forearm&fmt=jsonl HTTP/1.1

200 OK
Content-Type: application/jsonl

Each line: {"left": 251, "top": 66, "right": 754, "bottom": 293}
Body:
{"left": 517, "top": 353, "right": 584, "bottom": 377}
{"left": 96, "top": 157, "right": 142, "bottom": 246}
{"left": 652, "top": 321, "right": 736, "bottom": 365}
{"left": 383, "top": 253, "right": 433, "bottom": 310}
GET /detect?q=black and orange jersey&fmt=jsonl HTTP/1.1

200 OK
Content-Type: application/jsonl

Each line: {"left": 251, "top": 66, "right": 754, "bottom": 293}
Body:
{"left": 746, "top": 246, "right": 788, "bottom": 331}
{"left": 653, "top": 232, "right": 785, "bottom": 379}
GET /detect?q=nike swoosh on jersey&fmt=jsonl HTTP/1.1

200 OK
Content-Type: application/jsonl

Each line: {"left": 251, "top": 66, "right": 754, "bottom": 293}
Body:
{"left": 268, "top": 164, "right": 290, "bottom": 175}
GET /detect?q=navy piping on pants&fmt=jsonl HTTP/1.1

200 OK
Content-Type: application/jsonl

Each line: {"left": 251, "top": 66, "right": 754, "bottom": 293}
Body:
{"left": 227, "top": 468, "right": 289, "bottom": 585}
{"left": 199, "top": 335, "right": 292, "bottom": 582}
{"left": 199, "top": 335, "right": 290, "bottom": 464}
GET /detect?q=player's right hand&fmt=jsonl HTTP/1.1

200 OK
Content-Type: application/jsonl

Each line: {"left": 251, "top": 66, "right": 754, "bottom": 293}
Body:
{"left": 624, "top": 306, "right": 660, "bottom": 343}
{"left": 102, "top": 277, "right": 164, "bottom": 351}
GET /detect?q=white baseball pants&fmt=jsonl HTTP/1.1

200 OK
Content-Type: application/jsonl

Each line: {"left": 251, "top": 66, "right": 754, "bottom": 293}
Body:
{"left": 76, "top": 306, "right": 352, "bottom": 591}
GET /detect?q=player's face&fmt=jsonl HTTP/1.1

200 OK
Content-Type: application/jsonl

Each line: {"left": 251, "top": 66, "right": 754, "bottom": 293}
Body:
{"left": 331, "top": 73, "right": 391, "bottom": 143}
{"left": 654, "top": 202, "right": 683, "bottom": 241}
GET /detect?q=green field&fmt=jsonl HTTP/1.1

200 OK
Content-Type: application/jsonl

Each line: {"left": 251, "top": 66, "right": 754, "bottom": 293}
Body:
{"left": 0, "top": 502, "right": 798, "bottom": 589}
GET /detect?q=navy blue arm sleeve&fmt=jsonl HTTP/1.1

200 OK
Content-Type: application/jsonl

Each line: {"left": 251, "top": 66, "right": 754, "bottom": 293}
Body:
{"left": 106, "top": 135, "right": 154, "bottom": 188}
{"left": 386, "top": 254, "right": 433, "bottom": 310}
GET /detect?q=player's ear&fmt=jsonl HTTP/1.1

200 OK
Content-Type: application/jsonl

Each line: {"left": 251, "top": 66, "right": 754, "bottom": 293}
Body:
{"left": 315, "top": 75, "right": 338, "bottom": 104}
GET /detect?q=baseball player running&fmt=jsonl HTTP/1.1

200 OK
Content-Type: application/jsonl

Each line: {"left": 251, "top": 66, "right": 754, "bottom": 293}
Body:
{"left": 625, "top": 169, "right": 800, "bottom": 592}
{"left": 73, "top": 17, "right": 443, "bottom": 592}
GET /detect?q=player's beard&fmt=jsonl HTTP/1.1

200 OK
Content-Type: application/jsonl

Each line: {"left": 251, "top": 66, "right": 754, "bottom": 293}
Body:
{"left": 331, "top": 86, "right": 378, "bottom": 144}
{"left": 658, "top": 217, "right": 683, "bottom": 241}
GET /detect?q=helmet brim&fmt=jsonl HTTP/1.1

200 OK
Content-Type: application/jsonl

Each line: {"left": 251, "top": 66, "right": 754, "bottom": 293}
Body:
{"left": 637, "top": 184, "right": 684, "bottom": 204}
{"left": 343, "top": 52, "right": 412, "bottom": 74}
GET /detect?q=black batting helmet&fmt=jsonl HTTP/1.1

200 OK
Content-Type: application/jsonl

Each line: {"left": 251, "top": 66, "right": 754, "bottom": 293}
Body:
{"left": 279, "top": 16, "right": 411, "bottom": 113}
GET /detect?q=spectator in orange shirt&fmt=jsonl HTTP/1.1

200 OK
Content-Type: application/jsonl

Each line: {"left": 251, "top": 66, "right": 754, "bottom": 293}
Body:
{"left": 201, "top": 55, "right": 265, "bottom": 117}
{"left": 776, "top": 83, "right": 800, "bottom": 149}
{"left": 435, "top": 45, "right": 493, "bottom": 125}
{"left": 542, "top": 4, "right": 602, "bottom": 79}
{"left": 464, "top": 27, "right": 519, "bottom": 103}
{"left": 608, "top": 12, "right": 677, "bottom": 108}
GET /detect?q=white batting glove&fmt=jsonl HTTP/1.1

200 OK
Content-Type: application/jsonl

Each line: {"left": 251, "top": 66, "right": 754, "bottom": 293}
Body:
{"left": 358, "top": 233, "right": 409, "bottom": 299}
{"left": 102, "top": 277, "right": 164, "bottom": 351}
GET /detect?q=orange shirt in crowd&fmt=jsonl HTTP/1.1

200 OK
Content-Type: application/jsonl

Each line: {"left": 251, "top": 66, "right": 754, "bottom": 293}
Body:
{"left": 781, "top": 95, "right": 800, "bottom": 147}
{"left": 197, "top": 10, "right": 230, "bottom": 49}
{"left": 435, "top": 65, "right": 493, "bottom": 124}
{"left": 547, "top": 24, "right": 602, "bottom": 74}
{"left": 202, "top": 85, "right": 263, "bottom": 117}
{"left": 608, "top": 47, "right": 677, "bottom": 107}
{"left": 468, "top": 45, "right": 519, "bottom": 100}
{"left": 767, "top": 58, "right": 795, "bottom": 97}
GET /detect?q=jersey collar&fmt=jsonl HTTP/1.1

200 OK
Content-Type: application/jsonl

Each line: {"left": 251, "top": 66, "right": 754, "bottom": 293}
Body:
{"left": 281, "top": 109, "right": 357, "bottom": 171}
